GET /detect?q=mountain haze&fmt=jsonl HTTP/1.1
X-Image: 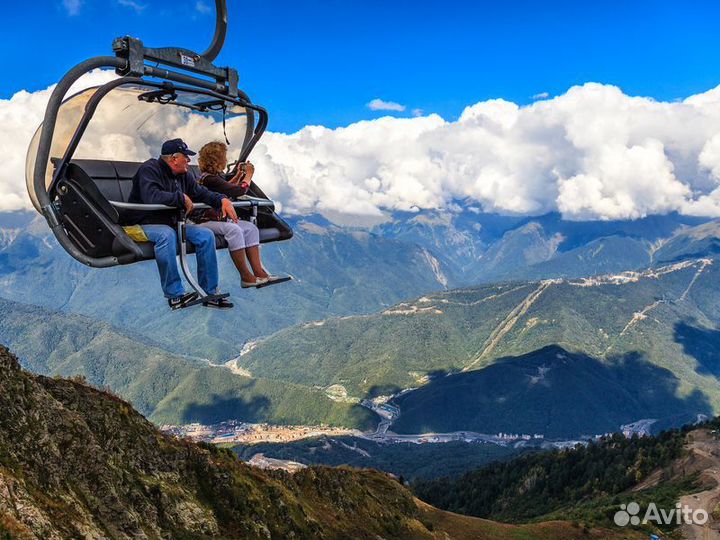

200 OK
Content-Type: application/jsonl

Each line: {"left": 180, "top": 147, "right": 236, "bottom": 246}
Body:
{"left": 0, "top": 213, "right": 451, "bottom": 362}
{"left": 376, "top": 209, "right": 708, "bottom": 284}
{"left": 0, "top": 210, "right": 709, "bottom": 363}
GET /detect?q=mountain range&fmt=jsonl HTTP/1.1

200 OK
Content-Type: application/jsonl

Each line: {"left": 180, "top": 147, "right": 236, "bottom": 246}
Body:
{"left": 376, "top": 208, "right": 708, "bottom": 283}
{"left": 1, "top": 209, "right": 719, "bottom": 439}
{"left": 0, "top": 209, "right": 710, "bottom": 363}
{"left": 237, "top": 251, "right": 720, "bottom": 436}
{"left": 0, "top": 212, "right": 450, "bottom": 362}
{"left": 0, "top": 296, "right": 375, "bottom": 427}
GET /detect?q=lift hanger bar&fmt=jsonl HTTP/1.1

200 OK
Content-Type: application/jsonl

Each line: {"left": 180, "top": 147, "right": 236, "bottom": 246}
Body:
{"left": 112, "top": 1, "right": 237, "bottom": 95}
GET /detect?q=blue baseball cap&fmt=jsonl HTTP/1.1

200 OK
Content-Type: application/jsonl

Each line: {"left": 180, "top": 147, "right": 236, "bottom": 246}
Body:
{"left": 161, "top": 138, "right": 196, "bottom": 156}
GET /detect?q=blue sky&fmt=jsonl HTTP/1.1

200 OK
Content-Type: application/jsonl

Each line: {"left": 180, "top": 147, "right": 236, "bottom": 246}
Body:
{"left": 4, "top": 2, "right": 720, "bottom": 220}
{"left": 4, "top": 1, "right": 720, "bottom": 133}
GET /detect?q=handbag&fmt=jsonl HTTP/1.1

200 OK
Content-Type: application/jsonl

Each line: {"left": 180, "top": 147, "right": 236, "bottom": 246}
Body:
{"left": 189, "top": 173, "right": 224, "bottom": 223}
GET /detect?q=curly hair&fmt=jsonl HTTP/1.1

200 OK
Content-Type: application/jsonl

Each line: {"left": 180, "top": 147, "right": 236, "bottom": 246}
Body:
{"left": 198, "top": 141, "right": 227, "bottom": 176}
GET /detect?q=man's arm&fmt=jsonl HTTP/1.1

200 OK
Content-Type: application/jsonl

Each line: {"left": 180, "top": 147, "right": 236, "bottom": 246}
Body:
{"left": 138, "top": 166, "right": 184, "bottom": 208}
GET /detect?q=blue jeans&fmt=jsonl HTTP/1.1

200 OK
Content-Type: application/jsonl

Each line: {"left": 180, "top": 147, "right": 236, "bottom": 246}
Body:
{"left": 142, "top": 224, "right": 219, "bottom": 299}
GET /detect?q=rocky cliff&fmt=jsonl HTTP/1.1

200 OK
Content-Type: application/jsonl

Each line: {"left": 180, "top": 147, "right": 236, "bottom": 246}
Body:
{"left": 0, "top": 345, "right": 431, "bottom": 539}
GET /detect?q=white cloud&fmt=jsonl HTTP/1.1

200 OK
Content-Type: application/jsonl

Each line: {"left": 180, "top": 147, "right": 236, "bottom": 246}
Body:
{"left": 258, "top": 83, "right": 720, "bottom": 220}
{"left": 7, "top": 78, "right": 720, "bottom": 221}
{"left": 533, "top": 92, "right": 550, "bottom": 100}
{"left": 117, "top": 0, "right": 146, "bottom": 13}
{"left": 1, "top": 69, "right": 117, "bottom": 212}
{"left": 195, "top": 0, "right": 212, "bottom": 14}
{"left": 62, "top": 0, "right": 82, "bottom": 15}
{"left": 367, "top": 98, "right": 406, "bottom": 112}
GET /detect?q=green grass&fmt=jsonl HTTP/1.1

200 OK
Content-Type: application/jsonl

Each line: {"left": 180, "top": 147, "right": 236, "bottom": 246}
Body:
{"left": 0, "top": 297, "right": 377, "bottom": 429}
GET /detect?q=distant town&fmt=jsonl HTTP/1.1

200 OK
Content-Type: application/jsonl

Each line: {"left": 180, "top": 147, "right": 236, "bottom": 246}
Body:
{"left": 159, "top": 419, "right": 628, "bottom": 451}
{"left": 159, "top": 420, "right": 361, "bottom": 445}
{"left": 159, "top": 391, "right": 673, "bottom": 450}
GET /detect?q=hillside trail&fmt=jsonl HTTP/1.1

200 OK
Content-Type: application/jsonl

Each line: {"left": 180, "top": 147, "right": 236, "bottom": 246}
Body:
{"left": 680, "top": 429, "right": 720, "bottom": 540}
{"left": 463, "top": 280, "right": 553, "bottom": 371}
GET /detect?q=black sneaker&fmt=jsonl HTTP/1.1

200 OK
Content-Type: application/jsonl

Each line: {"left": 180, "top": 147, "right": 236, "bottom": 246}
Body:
{"left": 202, "top": 297, "right": 234, "bottom": 309}
{"left": 168, "top": 291, "right": 199, "bottom": 310}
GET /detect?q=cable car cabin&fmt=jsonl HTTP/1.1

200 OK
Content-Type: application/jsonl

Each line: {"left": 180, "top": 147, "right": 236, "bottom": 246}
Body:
{"left": 26, "top": 83, "right": 293, "bottom": 267}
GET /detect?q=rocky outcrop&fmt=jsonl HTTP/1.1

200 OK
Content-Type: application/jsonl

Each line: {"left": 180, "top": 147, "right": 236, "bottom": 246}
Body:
{"left": 0, "top": 345, "right": 431, "bottom": 539}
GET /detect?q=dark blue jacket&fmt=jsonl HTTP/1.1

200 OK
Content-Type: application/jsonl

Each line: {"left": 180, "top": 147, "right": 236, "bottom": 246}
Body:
{"left": 124, "top": 158, "right": 226, "bottom": 226}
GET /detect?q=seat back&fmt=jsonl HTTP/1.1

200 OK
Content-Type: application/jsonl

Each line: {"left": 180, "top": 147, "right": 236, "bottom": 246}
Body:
{"left": 70, "top": 159, "right": 142, "bottom": 203}
{"left": 70, "top": 159, "right": 210, "bottom": 202}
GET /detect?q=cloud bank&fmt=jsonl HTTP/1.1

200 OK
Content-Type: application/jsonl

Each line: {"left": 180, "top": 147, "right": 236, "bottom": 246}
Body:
{"left": 5, "top": 74, "right": 720, "bottom": 221}
{"left": 256, "top": 84, "right": 720, "bottom": 221}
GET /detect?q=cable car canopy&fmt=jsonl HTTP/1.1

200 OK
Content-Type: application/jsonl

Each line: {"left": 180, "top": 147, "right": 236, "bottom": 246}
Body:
{"left": 26, "top": 83, "right": 255, "bottom": 212}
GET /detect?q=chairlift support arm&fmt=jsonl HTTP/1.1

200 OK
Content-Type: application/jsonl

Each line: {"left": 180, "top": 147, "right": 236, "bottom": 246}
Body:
{"left": 112, "top": 0, "right": 237, "bottom": 95}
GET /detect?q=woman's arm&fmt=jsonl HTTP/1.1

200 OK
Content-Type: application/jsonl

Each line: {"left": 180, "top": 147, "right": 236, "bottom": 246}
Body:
{"left": 204, "top": 173, "right": 249, "bottom": 198}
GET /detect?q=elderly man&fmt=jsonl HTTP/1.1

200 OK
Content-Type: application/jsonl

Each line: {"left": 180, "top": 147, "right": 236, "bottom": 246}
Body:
{"left": 126, "top": 138, "right": 238, "bottom": 310}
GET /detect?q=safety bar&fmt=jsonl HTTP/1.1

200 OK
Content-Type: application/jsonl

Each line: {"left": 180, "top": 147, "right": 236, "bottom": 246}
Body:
{"left": 108, "top": 197, "right": 275, "bottom": 211}
{"left": 112, "top": 198, "right": 274, "bottom": 299}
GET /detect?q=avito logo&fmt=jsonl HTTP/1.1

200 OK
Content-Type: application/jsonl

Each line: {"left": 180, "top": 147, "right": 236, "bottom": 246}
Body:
{"left": 614, "top": 501, "right": 708, "bottom": 527}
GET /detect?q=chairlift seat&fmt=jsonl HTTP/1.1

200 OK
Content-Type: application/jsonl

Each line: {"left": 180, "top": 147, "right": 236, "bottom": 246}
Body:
{"left": 56, "top": 158, "right": 284, "bottom": 264}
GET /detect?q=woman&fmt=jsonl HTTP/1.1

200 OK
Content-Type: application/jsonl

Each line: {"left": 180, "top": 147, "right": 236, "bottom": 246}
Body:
{"left": 191, "top": 141, "right": 273, "bottom": 288}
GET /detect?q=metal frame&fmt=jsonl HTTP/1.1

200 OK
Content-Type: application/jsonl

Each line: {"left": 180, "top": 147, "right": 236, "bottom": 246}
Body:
{"left": 176, "top": 218, "right": 209, "bottom": 297}
{"left": 109, "top": 199, "right": 276, "bottom": 212}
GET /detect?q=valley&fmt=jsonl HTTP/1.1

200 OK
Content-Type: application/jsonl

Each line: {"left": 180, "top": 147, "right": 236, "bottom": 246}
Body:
{"left": 0, "top": 345, "right": 628, "bottom": 539}
{"left": 161, "top": 419, "right": 363, "bottom": 445}
{"left": 2, "top": 211, "right": 720, "bottom": 469}
{"left": 237, "top": 256, "right": 720, "bottom": 439}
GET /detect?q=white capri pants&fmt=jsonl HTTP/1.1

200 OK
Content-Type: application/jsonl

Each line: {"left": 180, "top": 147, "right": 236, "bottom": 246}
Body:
{"left": 198, "top": 220, "right": 260, "bottom": 251}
